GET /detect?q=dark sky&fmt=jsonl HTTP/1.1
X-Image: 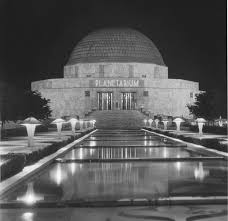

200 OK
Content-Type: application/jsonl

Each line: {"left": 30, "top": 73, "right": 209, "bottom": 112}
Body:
{"left": 1, "top": 0, "right": 227, "bottom": 94}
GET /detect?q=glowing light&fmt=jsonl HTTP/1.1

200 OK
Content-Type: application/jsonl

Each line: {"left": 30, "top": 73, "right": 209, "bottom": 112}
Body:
{"left": 154, "top": 119, "right": 159, "bottom": 128}
{"left": 194, "top": 162, "right": 209, "bottom": 181}
{"left": 52, "top": 118, "right": 65, "bottom": 139}
{"left": 175, "top": 161, "right": 181, "bottom": 171}
{"left": 148, "top": 119, "right": 153, "bottom": 127}
{"left": 163, "top": 148, "right": 168, "bottom": 158}
{"left": 17, "top": 182, "right": 43, "bottom": 205}
{"left": 50, "top": 163, "right": 67, "bottom": 185}
{"left": 70, "top": 163, "right": 76, "bottom": 175}
{"left": 162, "top": 120, "right": 169, "bottom": 130}
{"left": 21, "top": 117, "right": 41, "bottom": 147}
{"left": 195, "top": 118, "right": 206, "bottom": 135}
{"left": 173, "top": 118, "right": 184, "bottom": 132}
{"left": 90, "top": 141, "right": 96, "bottom": 147}
{"left": 143, "top": 119, "right": 147, "bottom": 126}
{"left": 79, "top": 148, "right": 83, "bottom": 159}
{"left": 79, "top": 120, "right": 84, "bottom": 130}
{"left": 71, "top": 150, "right": 75, "bottom": 160}
{"left": 22, "top": 212, "right": 34, "bottom": 221}
{"left": 68, "top": 118, "right": 78, "bottom": 133}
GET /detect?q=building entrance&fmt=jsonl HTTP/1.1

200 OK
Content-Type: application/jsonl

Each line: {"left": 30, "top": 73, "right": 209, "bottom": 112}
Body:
{"left": 121, "top": 92, "right": 136, "bottom": 110}
{"left": 97, "top": 92, "right": 113, "bottom": 110}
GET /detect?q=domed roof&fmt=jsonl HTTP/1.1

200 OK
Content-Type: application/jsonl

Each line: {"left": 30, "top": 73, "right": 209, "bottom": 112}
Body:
{"left": 67, "top": 28, "right": 165, "bottom": 65}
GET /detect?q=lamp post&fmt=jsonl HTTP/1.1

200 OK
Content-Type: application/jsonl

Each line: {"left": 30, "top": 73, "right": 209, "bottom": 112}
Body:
{"left": 79, "top": 119, "right": 84, "bottom": 131}
{"left": 173, "top": 118, "right": 184, "bottom": 132}
{"left": 21, "top": 117, "right": 41, "bottom": 147}
{"left": 143, "top": 119, "right": 147, "bottom": 127}
{"left": 86, "top": 120, "right": 90, "bottom": 129}
{"left": 148, "top": 119, "right": 153, "bottom": 128}
{"left": 218, "top": 116, "right": 223, "bottom": 127}
{"left": 196, "top": 118, "right": 206, "bottom": 135}
{"left": 162, "top": 119, "right": 169, "bottom": 130}
{"left": 92, "top": 120, "right": 96, "bottom": 128}
{"left": 154, "top": 119, "right": 159, "bottom": 129}
{"left": 52, "top": 118, "right": 65, "bottom": 139}
{"left": 68, "top": 118, "right": 78, "bottom": 134}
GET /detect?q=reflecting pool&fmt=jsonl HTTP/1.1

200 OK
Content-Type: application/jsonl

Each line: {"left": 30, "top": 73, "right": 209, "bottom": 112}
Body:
{"left": 0, "top": 129, "right": 227, "bottom": 206}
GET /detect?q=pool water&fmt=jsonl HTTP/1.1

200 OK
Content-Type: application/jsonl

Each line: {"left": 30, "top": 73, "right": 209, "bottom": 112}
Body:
{"left": 0, "top": 129, "right": 227, "bottom": 205}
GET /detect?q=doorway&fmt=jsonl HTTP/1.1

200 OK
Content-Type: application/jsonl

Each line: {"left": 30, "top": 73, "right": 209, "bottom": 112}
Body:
{"left": 97, "top": 92, "right": 113, "bottom": 110}
{"left": 121, "top": 92, "right": 136, "bottom": 110}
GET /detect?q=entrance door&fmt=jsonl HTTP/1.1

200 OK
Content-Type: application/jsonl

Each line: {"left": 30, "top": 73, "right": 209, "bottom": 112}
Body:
{"left": 121, "top": 92, "right": 136, "bottom": 110}
{"left": 97, "top": 92, "right": 113, "bottom": 110}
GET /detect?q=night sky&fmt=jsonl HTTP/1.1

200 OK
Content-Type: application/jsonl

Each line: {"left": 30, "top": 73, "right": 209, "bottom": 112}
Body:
{"left": 1, "top": 1, "right": 227, "bottom": 100}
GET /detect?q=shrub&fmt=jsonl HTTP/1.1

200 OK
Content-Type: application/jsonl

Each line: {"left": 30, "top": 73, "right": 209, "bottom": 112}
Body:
{"left": 0, "top": 154, "right": 26, "bottom": 181}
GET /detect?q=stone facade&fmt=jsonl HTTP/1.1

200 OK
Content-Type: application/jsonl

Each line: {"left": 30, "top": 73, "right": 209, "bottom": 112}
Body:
{"left": 32, "top": 62, "right": 199, "bottom": 118}
{"left": 31, "top": 28, "right": 200, "bottom": 118}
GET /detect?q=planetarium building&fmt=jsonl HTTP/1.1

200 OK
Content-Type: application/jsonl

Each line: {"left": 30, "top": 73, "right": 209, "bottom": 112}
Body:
{"left": 32, "top": 28, "right": 199, "bottom": 118}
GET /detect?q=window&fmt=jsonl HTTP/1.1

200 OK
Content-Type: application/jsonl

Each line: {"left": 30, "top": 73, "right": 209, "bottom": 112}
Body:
{"left": 142, "top": 74, "right": 146, "bottom": 78}
{"left": 129, "top": 65, "right": 134, "bottom": 77}
{"left": 99, "top": 65, "right": 105, "bottom": 77}
{"left": 74, "top": 66, "right": 78, "bottom": 78}
{"left": 143, "top": 91, "right": 149, "bottom": 96}
{"left": 190, "top": 92, "right": 193, "bottom": 98}
{"left": 86, "top": 74, "right": 91, "bottom": 78}
{"left": 85, "top": 91, "right": 90, "bottom": 97}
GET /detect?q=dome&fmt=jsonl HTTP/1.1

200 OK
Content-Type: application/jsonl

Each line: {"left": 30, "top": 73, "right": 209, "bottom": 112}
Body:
{"left": 67, "top": 28, "right": 165, "bottom": 65}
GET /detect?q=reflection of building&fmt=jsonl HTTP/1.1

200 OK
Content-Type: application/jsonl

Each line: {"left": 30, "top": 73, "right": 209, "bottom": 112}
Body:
{"left": 32, "top": 28, "right": 200, "bottom": 118}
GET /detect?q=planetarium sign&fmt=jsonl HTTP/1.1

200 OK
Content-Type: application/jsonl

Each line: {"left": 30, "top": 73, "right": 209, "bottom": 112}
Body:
{"left": 91, "top": 79, "right": 143, "bottom": 87}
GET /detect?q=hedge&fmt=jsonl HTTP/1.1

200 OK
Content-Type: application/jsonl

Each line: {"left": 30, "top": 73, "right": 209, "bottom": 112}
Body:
{"left": 0, "top": 128, "right": 95, "bottom": 181}
{"left": 0, "top": 154, "right": 26, "bottom": 181}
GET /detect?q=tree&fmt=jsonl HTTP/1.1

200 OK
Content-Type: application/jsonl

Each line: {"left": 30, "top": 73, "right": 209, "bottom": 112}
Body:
{"left": 1, "top": 88, "right": 52, "bottom": 124}
{"left": 187, "top": 91, "right": 217, "bottom": 120}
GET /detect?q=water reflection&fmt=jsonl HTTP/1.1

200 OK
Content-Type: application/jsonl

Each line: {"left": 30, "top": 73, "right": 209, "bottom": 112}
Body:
{"left": 3, "top": 160, "right": 227, "bottom": 202}
{"left": 63, "top": 146, "right": 198, "bottom": 160}
{"left": 22, "top": 212, "right": 34, "bottom": 221}
{"left": 194, "top": 162, "right": 210, "bottom": 181}
{"left": 49, "top": 163, "right": 67, "bottom": 185}
{"left": 94, "top": 163, "right": 139, "bottom": 185}
{"left": 163, "top": 148, "right": 168, "bottom": 158}
{"left": 175, "top": 161, "right": 181, "bottom": 172}
{"left": 89, "top": 141, "right": 97, "bottom": 147}
{"left": 79, "top": 148, "right": 83, "bottom": 159}
{"left": 17, "top": 182, "right": 43, "bottom": 205}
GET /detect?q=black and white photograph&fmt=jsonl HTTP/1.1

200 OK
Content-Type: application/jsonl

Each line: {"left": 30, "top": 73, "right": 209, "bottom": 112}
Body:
{"left": 0, "top": 0, "right": 227, "bottom": 220}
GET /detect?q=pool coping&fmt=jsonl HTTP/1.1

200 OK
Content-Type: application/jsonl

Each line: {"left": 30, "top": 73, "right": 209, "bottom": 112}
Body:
{"left": 142, "top": 129, "right": 228, "bottom": 158}
{"left": 55, "top": 156, "right": 225, "bottom": 163}
{"left": 0, "top": 196, "right": 227, "bottom": 208}
{"left": 0, "top": 129, "right": 97, "bottom": 196}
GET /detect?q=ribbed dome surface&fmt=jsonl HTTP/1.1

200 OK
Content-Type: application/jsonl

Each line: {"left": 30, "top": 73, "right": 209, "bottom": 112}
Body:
{"left": 67, "top": 28, "right": 165, "bottom": 65}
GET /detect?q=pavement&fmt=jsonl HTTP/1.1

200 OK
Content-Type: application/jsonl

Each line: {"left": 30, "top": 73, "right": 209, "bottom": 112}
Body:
{"left": 0, "top": 129, "right": 91, "bottom": 156}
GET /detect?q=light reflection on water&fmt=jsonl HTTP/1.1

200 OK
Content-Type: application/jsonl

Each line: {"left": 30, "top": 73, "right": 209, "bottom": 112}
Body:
{"left": 22, "top": 212, "right": 34, "bottom": 221}
{"left": 194, "top": 162, "right": 210, "bottom": 181}
{"left": 2, "top": 160, "right": 227, "bottom": 202}
{"left": 49, "top": 163, "right": 67, "bottom": 185}
{"left": 63, "top": 147, "right": 199, "bottom": 160}
{"left": 17, "top": 182, "right": 43, "bottom": 205}
{"left": 2, "top": 130, "right": 227, "bottom": 203}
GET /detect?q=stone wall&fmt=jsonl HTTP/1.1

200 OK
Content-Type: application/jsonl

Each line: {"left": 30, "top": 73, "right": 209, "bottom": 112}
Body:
{"left": 64, "top": 62, "right": 168, "bottom": 79}
{"left": 31, "top": 76, "right": 199, "bottom": 118}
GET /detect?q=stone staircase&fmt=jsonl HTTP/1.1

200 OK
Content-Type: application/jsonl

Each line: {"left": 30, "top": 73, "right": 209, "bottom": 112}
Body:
{"left": 87, "top": 110, "right": 145, "bottom": 129}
